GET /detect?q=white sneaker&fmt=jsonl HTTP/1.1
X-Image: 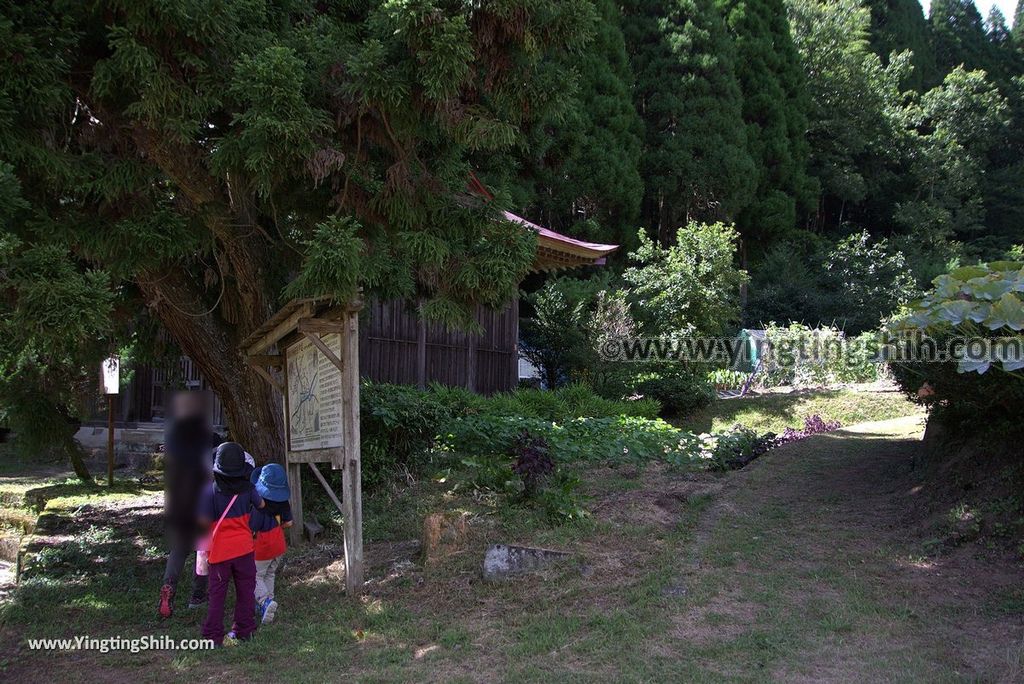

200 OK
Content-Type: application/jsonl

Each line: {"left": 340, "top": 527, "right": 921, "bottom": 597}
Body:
{"left": 261, "top": 598, "right": 278, "bottom": 624}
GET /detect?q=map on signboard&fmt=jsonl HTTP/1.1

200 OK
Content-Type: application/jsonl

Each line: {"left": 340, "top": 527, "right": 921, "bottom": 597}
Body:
{"left": 286, "top": 333, "right": 344, "bottom": 451}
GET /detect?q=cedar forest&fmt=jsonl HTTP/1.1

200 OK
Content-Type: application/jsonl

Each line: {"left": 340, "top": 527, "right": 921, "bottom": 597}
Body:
{"left": 1, "top": 0, "right": 1023, "bottom": 465}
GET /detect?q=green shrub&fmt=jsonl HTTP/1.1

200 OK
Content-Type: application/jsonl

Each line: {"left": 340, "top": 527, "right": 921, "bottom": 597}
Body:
{"left": 887, "top": 261, "right": 1024, "bottom": 429}
{"left": 757, "top": 323, "right": 884, "bottom": 388}
{"left": 359, "top": 381, "right": 661, "bottom": 489}
{"left": 360, "top": 381, "right": 454, "bottom": 489}
{"left": 706, "top": 368, "right": 750, "bottom": 390}
{"left": 633, "top": 369, "right": 716, "bottom": 416}
{"left": 439, "top": 414, "right": 701, "bottom": 468}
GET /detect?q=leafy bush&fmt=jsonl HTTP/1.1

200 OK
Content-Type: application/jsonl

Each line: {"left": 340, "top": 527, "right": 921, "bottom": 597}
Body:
{"left": 707, "top": 368, "right": 750, "bottom": 390}
{"left": 698, "top": 425, "right": 775, "bottom": 472}
{"left": 697, "top": 414, "right": 841, "bottom": 471}
{"left": 359, "top": 381, "right": 660, "bottom": 489}
{"left": 632, "top": 368, "right": 716, "bottom": 416}
{"left": 887, "top": 261, "right": 1024, "bottom": 428}
{"left": 360, "top": 382, "right": 455, "bottom": 489}
{"left": 745, "top": 232, "right": 919, "bottom": 335}
{"left": 520, "top": 276, "right": 637, "bottom": 389}
{"left": 511, "top": 431, "right": 555, "bottom": 497}
{"left": 440, "top": 414, "right": 701, "bottom": 468}
{"left": 757, "top": 323, "right": 884, "bottom": 388}
{"left": 623, "top": 222, "right": 748, "bottom": 337}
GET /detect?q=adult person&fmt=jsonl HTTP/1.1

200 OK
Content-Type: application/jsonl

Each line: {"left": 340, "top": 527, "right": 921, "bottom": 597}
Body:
{"left": 158, "top": 391, "right": 221, "bottom": 618}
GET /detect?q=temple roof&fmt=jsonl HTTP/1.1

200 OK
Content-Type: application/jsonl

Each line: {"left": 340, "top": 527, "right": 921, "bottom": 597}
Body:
{"left": 502, "top": 211, "right": 619, "bottom": 272}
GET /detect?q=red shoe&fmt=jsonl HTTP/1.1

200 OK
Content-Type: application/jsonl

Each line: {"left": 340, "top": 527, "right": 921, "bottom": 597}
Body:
{"left": 159, "top": 583, "right": 175, "bottom": 618}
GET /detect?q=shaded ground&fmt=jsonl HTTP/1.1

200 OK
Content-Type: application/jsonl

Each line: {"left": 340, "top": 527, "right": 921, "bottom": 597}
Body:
{"left": 1, "top": 413, "right": 1022, "bottom": 682}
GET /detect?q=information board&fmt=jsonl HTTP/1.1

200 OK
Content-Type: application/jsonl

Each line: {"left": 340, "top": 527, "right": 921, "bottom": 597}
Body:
{"left": 286, "top": 333, "right": 344, "bottom": 451}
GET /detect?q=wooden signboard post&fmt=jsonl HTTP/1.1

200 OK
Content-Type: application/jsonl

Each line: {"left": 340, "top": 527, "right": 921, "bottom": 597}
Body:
{"left": 100, "top": 357, "right": 119, "bottom": 486}
{"left": 242, "top": 298, "right": 363, "bottom": 596}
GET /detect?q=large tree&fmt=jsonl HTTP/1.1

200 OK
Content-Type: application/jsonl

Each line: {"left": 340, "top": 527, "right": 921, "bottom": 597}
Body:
{"left": 864, "top": 0, "right": 939, "bottom": 90}
{"left": 0, "top": 0, "right": 594, "bottom": 461}
{"left": 930, "top": 0, "right": 997, "bottom": 76}
{"left": 623, "top": 0, "right": 755, "bottom": 244}
{"left": 514, "top": 0, "right": 645, "bottom": 249}
{"left": 787, "top": 0, "right": 910, "bottom": 231}
{"left": 716, "top": 0, "right": 816, "bottom": 248}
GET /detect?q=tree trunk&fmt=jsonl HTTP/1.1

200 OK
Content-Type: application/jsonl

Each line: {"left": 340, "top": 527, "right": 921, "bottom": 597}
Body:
{"left": 65, "top": 439, "right": 93, "bottom": 482}
{"left": 138, "top": 270, "right": 285, "bottom": 464}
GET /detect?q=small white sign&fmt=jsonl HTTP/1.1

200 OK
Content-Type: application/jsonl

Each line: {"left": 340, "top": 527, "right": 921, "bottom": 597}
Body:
{"left": 101, "top": 357, "right": 120, "bottom": 395}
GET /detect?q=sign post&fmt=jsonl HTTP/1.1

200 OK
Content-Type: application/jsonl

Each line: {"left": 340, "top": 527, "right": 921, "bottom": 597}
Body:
{"left": 242, "top": 298, "right": 363, "bottom": 597}
{"left": 101, "top": 357, "right": 120, "bottom": 486}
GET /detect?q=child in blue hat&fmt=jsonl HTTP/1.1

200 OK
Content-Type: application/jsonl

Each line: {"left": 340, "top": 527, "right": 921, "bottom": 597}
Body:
{"left": 249, "top": 463, "right": 292, "bottom": 624}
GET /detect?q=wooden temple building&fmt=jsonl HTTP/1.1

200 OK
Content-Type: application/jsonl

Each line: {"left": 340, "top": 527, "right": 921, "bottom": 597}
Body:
{"left": 84, "top": 212, "right": 617, "bottom": 432}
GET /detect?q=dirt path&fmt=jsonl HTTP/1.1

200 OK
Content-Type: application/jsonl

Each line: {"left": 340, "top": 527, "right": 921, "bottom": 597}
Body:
{"left": 672, "top": 416, "right": 1024, "bottom": 681}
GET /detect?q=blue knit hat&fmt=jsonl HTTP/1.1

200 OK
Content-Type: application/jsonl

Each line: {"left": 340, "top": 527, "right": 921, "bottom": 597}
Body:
{"left": 250, "top": 463, "right": 289, "bottom": 502}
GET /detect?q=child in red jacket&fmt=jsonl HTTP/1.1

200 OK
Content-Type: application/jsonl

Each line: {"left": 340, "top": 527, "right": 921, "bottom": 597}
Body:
{"left": 249, "top": 464, "right": 293, "bottom": 624}
{"left": 197, "top": 443, "right": 264, "bottom": 646}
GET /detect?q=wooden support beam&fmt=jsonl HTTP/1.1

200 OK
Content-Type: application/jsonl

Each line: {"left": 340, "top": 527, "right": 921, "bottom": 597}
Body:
{"left": 246, "top": 361, "right": 283, "bottom": 393}
{"left": 247, "top": 354, "right": 283, "bottom": 369}
{"left": 298, "top": 318, "right": 346, "bottom": 334}
{"left": 300, "top": 330, "right": 345, "bottom": 373}
{"left": 287, "top": 461, "right": 303, "bottom": 546}
{"left": 340, "top": 310, "right": 364, "bottom": 596}
{"left": 246, "top": 302, "right": 314, "bottom": 356}
{"left": 308, "top": 462, "right": 345, "bottom": 517}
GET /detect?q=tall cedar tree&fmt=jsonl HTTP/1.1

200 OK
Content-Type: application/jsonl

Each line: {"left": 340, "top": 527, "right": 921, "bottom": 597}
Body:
{"left": 930, "top": 0, "right": 1000, "bottom": 76}
{"left": 864, "top": 0, "right": 940, "bottom": 90}
{"left": 623, "top": 0, "right": 755, "bottom": 244}
{"left": 787, "top": 0, "right": 910, "bottom": 231}
{"left": 1016, "top": 0, "right": 1024, "bottom": 40}
{"left": 0, "top": 0, "right": 594, "bottom": 460}
{"left": 716, "top": 0, "right": 816, "bottom": 251}
{"left": 516, "top": 0, "right": 644, "bottom": 249}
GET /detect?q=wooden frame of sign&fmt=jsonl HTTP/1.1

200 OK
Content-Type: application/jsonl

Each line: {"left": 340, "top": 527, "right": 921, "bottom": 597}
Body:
{"left": 241, "top": 297, "right": 363, "bottom": 596}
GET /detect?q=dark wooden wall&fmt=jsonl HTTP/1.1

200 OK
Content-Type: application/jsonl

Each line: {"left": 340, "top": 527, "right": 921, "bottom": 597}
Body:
{"left": 86, "top": 297, "right": 519, "bottom": 426}
{"left": 359, "top": 298, "right": 519, "bottom": 395}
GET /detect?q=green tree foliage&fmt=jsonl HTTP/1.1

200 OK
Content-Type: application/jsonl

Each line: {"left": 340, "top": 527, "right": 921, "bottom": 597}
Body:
{"left": 0, "top": 0, "right": 595, "bottom": 456}
{"left": 512, "top": 0, "right": 644, "bottom": 249}
{"left": 623, "top": 0, "right": 755, "bottom": 243}
{"left": 716, "top": 0, "right": 817, "bottom": 245}
{"left": 520, "top": 275, "right": 637, "bottom": 388}
{"left": 929, "top": 0, "right": 1001, "bottom": 77}
{"left": 1015, "top": 0, "right": 1024, "bottom": 40}
{"left": 895, "top": 67, "right": 1010, "bottom": 246}
{"left": 786, "top": 0, "right": 910, "bottom": 230}
{"left": 986, "top": 6, "right": 1012, "bottom": 45}
{"left": 745, "top": 231, "right": 917, "bottom": 333}
{"left": 865, "top": 0, "right": 939, "bottom": 90}
{"left": 623, "top": 222, "right": 748, "bottom": 336}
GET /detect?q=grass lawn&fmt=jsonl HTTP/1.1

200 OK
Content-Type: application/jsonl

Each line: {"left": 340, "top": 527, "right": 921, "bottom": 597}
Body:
{"left": 1, "top": 391, "right": 1020, "bottom": 682}
{"left": 675, "top": 387, "right": 920, "bottom": 434}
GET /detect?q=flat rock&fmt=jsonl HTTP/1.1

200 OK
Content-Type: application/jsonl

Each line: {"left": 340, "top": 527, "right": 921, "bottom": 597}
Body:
{"left": 482, "top": 544, "right": 571, "bottom": 581}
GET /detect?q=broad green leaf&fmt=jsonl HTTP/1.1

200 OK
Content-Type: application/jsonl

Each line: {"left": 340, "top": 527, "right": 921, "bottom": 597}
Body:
{"left": 937, "top": 300, "right": 975, "bottom": 325}
{"left": 950, "top": 266, "right": 988, "bottom": 281}
{"left": 931, "top": 274, "right": 962, "bottom": 299}
{"left": 993, "top": 341, "right": 1024, "bottom": 372}
{"left": 965, "top": 277, "right": 1014, "bottom": 300}
{"left": 986, "top": 261, "right": 1023, "bottom": 273}
{"left": 983, "top": 293, "right": 1024, "bottom": 331}
{"left": 967, "top": 302, "right": 992, "bottom": 323}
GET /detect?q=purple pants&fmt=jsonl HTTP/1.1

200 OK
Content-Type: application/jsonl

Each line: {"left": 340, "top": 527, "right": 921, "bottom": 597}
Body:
{"left": 201, "top": 552, "right": 257, "bottom": 645}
